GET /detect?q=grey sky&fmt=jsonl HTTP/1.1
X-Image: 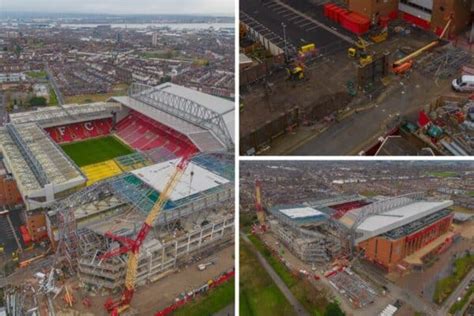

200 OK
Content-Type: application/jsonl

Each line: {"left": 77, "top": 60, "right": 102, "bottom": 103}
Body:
{"left": 1, "top": 0, "right": 234, "bottom": 16}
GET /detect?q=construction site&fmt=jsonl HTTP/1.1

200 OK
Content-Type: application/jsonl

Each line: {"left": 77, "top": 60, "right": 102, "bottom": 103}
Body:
{"left": 0, "top": 82, "right": 235, "bottom": 315}
{"left": 240, "top": 161, "right": 473, "bottom": 315}
{"left": 240, "top": 0, "right": 474, "bottom": 156}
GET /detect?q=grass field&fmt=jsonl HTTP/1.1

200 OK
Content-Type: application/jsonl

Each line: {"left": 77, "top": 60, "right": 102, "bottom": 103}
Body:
{"left": 173, "top": 278, "right": 234, "bottom": 316}
{"left": 427, "top": 171, "right": 459, "bottom": 178}
{"left": 26, "top": 70, "right": 48, "bottom": 79}
{"left": 240, "top": 240, "right": 294, "bottom": 316}
{"left": 247, "top": 234, "right": 333, "bottom": 316}
{"left": 433, "top": 253, "right": 474, "bottom": 304}
{"left": 64, "top": 84, "right": 128, "bottom": 104}
{"left": 61, "top": 136, "right": 133, "bottom": 167}
{"left": 49, "top": 86, "right": 58, "bottom": 106}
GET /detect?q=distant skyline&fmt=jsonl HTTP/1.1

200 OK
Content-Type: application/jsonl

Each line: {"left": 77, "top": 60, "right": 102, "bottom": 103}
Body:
{"left": 1, "top": 0, "right": 234, "bottom": 16}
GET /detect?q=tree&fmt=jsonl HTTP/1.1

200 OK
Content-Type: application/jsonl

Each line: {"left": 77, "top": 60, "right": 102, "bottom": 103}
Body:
{"left": 324, "top": 302, "right": 345, "bottom": 316}
{"left": 30, "top": 96, "right": 47, "bottom": 107}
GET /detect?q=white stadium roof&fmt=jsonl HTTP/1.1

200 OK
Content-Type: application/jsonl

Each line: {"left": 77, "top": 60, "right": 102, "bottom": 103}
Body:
{"left": 355, "top": 200, "right": 453, "bottom": 243}
{"left": 111, "top": 82, "right": 234, "bottom": 152}
{"left": 279, "top": 206, "right": 325, "bottom": 219}
{"left": 0, "top": 123, "right": 86, "bottom": 210}
{"left": 131, "top": 159, "right": 230, "bottom": 202}
{"left": 9, "top": 102, "right": 121, "bottom": 128}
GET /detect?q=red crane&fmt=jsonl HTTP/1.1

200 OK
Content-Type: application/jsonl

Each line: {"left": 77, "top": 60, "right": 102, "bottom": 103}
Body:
{"left": 99, "top": 154, "right": 191, "bottom": 315}
{"left": 253, "top": 180, "right": 267, "bottom": 233}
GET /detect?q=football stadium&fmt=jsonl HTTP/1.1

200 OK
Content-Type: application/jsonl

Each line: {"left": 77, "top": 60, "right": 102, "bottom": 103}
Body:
{"left": 0, "top": 82, "right": 235, "bottom": 305}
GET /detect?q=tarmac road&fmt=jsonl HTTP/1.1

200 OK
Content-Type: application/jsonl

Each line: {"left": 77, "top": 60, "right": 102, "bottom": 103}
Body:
{"left": 241, "top": 0, "right": 351, "bottom": 50}
{"left": 241, "top": 234, "right": 310, "bottom": 316}
{"left": 290, "top": 70, "right": 454, "bottom": 155}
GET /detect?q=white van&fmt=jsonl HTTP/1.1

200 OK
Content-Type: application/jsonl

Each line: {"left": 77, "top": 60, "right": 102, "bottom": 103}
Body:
{"left": 452, "top": 75, "right": 474, "bottom": 92}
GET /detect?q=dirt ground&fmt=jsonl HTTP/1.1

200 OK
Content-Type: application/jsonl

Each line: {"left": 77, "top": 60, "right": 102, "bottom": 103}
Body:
{"left": 240, "top": 13, "right": 468, "bottom": 155}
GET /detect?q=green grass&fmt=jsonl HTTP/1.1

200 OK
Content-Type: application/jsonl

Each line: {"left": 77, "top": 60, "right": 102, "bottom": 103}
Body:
{"left": 26, "top": 70, "right": 47, "bottom": 79}
{"left": 248, "top": 234, "right": 296, "bottom": 287}
{"left": 61, "top": 136, "right": 134, "bottom": 167}
{"left": 240, "top": 240, "right": 294, "bottom": 316}
{"left": 247, "top": 234, "right": 331, "bottom": 316}
{"left": 449, "top": 284, "right": 473, "bottom": 314}
{"left": 469, "top": 192, "right": 474, "bottom": 197}
{"left": 173, "top": 278, "right": 234, "bottom": 316}
{"left": 433, "top": 253, "right": 474, "bottom": 304}
{"left": 427, "top": 171, "right": 459, "bottom": 178}
{"left": 49, "top": 86, "right": 58, "bottom": 106}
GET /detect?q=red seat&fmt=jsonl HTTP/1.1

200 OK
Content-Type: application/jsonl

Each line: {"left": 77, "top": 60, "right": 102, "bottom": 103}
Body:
{"left": 45, "top": 118, "right": 113, "bottom": 144}
{"left": 114, "top": 110, "right": 198, "bottom": 156}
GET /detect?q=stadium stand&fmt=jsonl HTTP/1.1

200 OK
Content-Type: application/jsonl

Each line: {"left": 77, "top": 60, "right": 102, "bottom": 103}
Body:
{"left": 81, "top": 160, "right": 123, "bottom": 186}
{"left": 115, "top": 110, "right": 198, "bottom": 155}
{"left": 331, "top": 200, "right": 371, "bottom": 219}
{"left": 114, "top": 152, "right": 152, "bottom": 172}
{"left": 46, "top": 118, "right": 113, "bottom": 144}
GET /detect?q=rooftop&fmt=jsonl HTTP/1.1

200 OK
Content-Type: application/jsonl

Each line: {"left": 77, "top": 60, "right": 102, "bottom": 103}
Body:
{"left": 111, "top": 82, "right": 234, "bottom": 152}
{"left": 355, "top": 200, "right": 453, "bottom": 243}
{"left": 131, "top": 158, "right": 230, "bottom": 202}
{"left": 0, "top": 123, "right": 85, "bottom": 209}
{"left": 9, "top": 102, "right": 121, "bottom": 127}
{"left": 278, "top": 206, "right": 325, "bottom": 219}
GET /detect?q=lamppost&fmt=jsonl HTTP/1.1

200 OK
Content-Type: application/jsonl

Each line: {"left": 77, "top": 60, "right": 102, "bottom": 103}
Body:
{"left": 282, "top": 22, "right": 288, "bottom": 61}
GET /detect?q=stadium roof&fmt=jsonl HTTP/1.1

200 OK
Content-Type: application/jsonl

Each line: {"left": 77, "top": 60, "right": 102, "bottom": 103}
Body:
{"left": 279, "top": 206, "right": 325, "bottom": 219}
{"left": 111, "top": 82, "right": 234, "bottom": 152}
{"left": 0, "top": 123, "right": 85, "bottom": 210}
{"left": 131, "top": 158, "right": 230, "bottom": 202}
{"left": 355, "top": 200, "right": 453, "bottom": 243}
{"left": 9, "top": 103, "right": 121, "bottom": 128}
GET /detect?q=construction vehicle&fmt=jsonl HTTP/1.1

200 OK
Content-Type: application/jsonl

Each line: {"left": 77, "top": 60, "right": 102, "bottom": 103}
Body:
{"left": 348, "top": 37, "right": 373, "bottom": 66}
{"left": 252, "top": 180, "right": 267, "bottom": 233}
{"left": 63, "top": 285, "right": 75, "bottom": 307}
{"left": 287, "top": 64, "right": 305, "bottom": 81}
{"left": 298, "top": 43, "right": 317, "bottom": 59}
{"left": 198, "top": 259, "right": 215, "bottom": 271}
{"left": 99, "top": 152, "right": 192, "bottom": 315}
{"left": 370, "top": 27, "right": 388, "bottom": 43}
{"left": 393, "top": 14, "right": 453, "bottom": 74}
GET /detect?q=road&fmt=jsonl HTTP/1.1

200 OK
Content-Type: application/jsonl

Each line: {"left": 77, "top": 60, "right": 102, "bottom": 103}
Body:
{"left": 241, "top": 234, "right": 310, "bottom": 316}
{"left": 441, "top": 268, "right": 474, "bottom": 315}
{"left": 291, "top": 70, "right": 454, "bottom": 155}
{"left": 241, "top": 0, "right": 351, "bottom": 50}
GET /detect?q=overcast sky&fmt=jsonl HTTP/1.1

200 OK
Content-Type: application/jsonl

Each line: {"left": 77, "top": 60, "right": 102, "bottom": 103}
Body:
{"left": 1, "top": 0, "right": 234, "bottom": 16}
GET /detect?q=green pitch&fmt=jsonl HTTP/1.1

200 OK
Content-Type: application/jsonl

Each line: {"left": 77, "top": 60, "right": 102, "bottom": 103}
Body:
{"left": 61, "top": 136, "right": 134, "bottom": 167}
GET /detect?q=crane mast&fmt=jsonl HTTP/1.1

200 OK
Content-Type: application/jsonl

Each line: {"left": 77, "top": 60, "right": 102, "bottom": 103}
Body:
{"left": 100, "top": 155, "right": 191, "bottom": 315}
{"left": 254, "top": 180, "right": 267, "bottom": 232}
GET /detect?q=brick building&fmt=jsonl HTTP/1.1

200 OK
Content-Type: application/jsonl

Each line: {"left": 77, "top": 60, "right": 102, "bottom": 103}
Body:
{"left": 346, "top": 0, "right": 472, "bottom": 36}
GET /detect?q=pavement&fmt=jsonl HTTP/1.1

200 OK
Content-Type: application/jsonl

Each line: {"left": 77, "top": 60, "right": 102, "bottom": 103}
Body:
{"left": 213, "top": 303, "right": 235, "bottom": 316}
{"left": 241, "top": 233, "right": 310, "bottom": 316}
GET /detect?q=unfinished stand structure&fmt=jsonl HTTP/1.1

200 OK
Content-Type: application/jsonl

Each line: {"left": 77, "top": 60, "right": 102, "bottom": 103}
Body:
{"left": 49, "top": 153, "right": 235, "bottom": 295}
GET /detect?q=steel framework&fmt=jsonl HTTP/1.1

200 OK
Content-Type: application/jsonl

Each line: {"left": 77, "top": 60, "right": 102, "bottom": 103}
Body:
{"left": 129, "top": 83, "right": 233, "bottom": 150}
{"left": 5, "top": 123, "right": 49, "bottom": 186}
{"left": 351, "top": 192, "right": 425, "bottom": 229}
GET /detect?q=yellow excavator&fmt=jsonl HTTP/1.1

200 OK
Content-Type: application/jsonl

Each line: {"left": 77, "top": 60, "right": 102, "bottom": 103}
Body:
{"left": 286, "top": 61, "right": 306, "bottom": 81}
{"left": 348, "top": 37, "right": 373, "bottom": 66}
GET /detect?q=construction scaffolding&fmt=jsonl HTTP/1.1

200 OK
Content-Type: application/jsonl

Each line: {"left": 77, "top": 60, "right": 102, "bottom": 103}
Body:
{"left": 78, "top": 214, "right": 234, "bottom": 290}
{"left": 270, "top": 217, "right": 342, "bottom": 264}
{"left": 418, "top": 47, "right": 472, "bottom": 79}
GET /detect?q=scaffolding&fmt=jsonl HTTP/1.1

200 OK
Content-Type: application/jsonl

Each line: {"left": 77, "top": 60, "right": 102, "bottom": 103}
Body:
{"left": 54, "top": 206, "right": 79, "bottom": 273}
